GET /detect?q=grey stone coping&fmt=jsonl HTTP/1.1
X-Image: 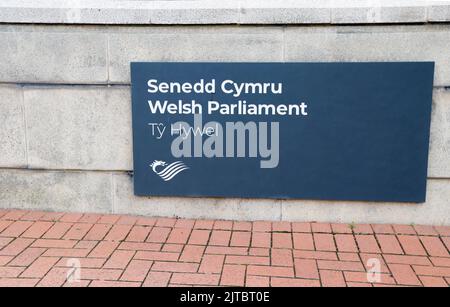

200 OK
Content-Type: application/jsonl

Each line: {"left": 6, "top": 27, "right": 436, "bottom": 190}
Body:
{"left": 0, "top": 0, "right": 449, "bottom": 25}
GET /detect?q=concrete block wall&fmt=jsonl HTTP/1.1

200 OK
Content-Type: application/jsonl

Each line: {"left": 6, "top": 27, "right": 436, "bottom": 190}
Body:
{"left": 0, "top": 1, "right": 449, "bottom": 225}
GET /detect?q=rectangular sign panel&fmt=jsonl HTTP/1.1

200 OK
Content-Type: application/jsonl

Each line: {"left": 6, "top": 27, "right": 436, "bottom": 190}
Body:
{"left": 131, "top": 62, "right": 434, "bottom": 202}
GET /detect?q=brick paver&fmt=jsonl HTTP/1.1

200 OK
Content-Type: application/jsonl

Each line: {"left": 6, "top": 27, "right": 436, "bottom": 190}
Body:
{"left": 0, "top": 210, "right": 448, "bottom": 287}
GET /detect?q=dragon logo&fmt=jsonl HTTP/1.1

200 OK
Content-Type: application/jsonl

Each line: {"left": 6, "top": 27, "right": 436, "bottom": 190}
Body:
{"left": 150, "top": 160, "right": 189, "bottom": 181}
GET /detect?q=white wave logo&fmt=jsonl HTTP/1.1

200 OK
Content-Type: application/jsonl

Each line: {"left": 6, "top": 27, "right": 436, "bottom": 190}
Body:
{"left": 150, "top": 160, "right": 189, "bottom": 181}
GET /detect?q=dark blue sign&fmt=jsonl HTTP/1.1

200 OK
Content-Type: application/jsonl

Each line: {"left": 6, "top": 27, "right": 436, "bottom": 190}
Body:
{"left": 131, "top": 62, "right": 434, "bottom": 202}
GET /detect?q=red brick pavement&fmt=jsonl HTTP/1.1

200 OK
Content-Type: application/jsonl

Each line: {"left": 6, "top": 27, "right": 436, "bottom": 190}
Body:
{"left": 0, "top": 209, "right": 448, "bottom": 287}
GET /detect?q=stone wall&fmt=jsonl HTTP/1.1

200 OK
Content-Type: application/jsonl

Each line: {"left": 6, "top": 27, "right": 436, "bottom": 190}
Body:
{"left": 0, "top": 1, "right": 449, "bottom": 225}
